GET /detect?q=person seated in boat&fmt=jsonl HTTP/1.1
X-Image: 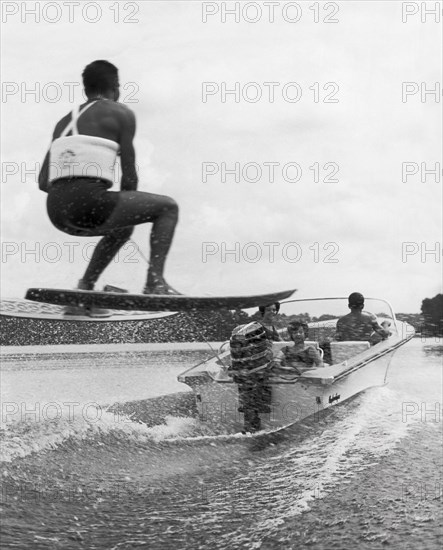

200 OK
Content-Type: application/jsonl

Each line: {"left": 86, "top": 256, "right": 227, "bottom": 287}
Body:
{"left": 274, "top": 321, "right": 323, "bottom": 374}
{"left": 336, "top": 292, "right": 391, "bottom": 342}
{"left": 257, "top": 302, "right": 288, "bottom": 341}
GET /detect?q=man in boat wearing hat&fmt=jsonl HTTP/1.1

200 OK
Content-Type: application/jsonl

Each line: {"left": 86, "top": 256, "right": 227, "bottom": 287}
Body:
{"left": 336, "top": 292, "right": 391, "bottom": 342}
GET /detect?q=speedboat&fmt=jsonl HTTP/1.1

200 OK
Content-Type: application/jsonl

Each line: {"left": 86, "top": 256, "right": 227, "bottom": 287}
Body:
{"left": 177, "top": 297, "right": 415, "bottom": 433}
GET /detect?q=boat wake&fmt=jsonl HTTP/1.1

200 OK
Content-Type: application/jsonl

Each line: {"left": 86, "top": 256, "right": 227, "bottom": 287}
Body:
{"left": 1, "top": 380, "right": 410, "bottom": 464}
{"left": 1, "top": 341, "right": 440, "bottom": 549}
{"left": 0, "top": 406, "right": 216, "bottom": 464}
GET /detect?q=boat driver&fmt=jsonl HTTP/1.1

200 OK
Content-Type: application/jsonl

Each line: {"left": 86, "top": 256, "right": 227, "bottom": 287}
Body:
{"left": 336, "top": 292, "right": 391, "bottom": 342}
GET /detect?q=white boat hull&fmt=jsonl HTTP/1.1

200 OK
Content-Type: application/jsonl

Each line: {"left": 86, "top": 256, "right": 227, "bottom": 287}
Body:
{"left": 178, "top": 319, "right": 414, "bottom": 433}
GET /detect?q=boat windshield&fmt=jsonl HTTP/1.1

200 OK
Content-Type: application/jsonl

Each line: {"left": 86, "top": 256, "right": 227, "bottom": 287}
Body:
{"left": 244, "top": 297, "right": 398, "bottom": 339}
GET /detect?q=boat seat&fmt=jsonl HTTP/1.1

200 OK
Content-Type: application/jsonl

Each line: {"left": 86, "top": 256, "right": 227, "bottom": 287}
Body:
{"left": 329, "top": 341, "right": 370, "bottom": 364}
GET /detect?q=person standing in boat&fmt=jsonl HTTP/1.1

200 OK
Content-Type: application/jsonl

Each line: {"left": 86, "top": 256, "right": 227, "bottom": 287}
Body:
{"left": 38, "top": 60, "right": 180, "bottom": 306}
{"left": 257, "top": 302, "right": 286, "bottom": 341}
{"left": 336, "top": 292, "right": 391, "bottom": 342}
{"left": 275, "top": 320, "right": 323, "bottom": 374}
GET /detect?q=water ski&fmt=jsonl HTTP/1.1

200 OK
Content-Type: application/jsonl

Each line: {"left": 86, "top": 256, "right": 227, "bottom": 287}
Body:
{"left": 0, "top": 298, "right": 177, "bottom": 322}
{"left": 24, "top": 287, "right": 296, "bottom": 312}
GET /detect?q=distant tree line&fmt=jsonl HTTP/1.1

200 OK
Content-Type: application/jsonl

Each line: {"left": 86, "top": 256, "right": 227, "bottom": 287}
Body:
{"left": 420, "top": 293, "right": 443, "bottom": 336}
{"left": 395, "top": 294, "right": 443, "bottom": 336}
{"left": 2, "top": 295, "right": 441, "bottom": 346}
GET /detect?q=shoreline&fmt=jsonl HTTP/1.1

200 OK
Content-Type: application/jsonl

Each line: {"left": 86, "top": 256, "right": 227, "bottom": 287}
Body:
{"left": 0, "top": 342, "right": 224, "bottom": 355}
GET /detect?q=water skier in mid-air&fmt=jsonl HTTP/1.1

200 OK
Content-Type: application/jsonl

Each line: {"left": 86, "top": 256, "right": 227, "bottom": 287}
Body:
{"left": 38, "top": 60, "right": 179, "bottom": 314}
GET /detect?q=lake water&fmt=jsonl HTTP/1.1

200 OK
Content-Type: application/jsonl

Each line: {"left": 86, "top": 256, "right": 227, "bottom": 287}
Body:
{"left": 0, "top": 338, "right": 441, "bottom": 549}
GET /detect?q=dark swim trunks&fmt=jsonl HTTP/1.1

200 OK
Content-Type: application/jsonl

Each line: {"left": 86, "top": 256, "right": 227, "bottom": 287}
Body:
{"left": 47, "top": 178, "right": 119, "bottom": 236}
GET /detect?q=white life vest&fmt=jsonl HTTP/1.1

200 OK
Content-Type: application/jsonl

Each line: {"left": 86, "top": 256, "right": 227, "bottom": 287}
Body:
{"left": 48, "top": 102, "right": 119, "bottom": 185}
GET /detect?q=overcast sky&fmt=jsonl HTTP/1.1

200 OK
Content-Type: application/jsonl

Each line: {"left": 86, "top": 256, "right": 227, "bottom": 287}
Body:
{"left": 1, "top": 1, "right": 441, "bottom": 312}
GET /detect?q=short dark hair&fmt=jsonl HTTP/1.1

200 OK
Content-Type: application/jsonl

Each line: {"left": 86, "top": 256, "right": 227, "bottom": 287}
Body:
{"left": 258, "top": 302, "right": 280, "bottom": 315}
{"left": 348, "top": 292, "right": 364, "bottom": 309}
{"left": 82, "top": 60, "right": 118, "bottom": 95}
{"left": 287, "top": 320, "right": 309, "bottom": 337}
